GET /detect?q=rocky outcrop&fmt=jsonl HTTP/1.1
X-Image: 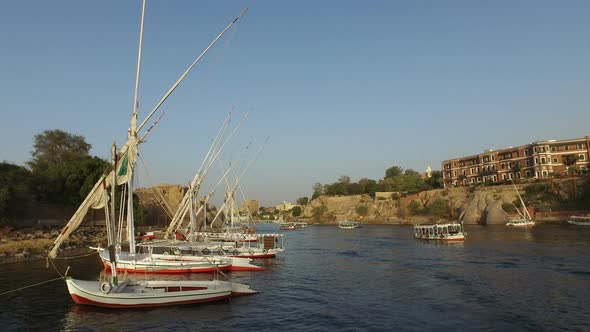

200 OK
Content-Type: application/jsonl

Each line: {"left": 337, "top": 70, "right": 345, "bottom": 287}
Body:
{"left": 300, "top": 184, "right": 523, "bottom": 224}
{"left": 0, "top": 226, "right": 107, "bottom": 263}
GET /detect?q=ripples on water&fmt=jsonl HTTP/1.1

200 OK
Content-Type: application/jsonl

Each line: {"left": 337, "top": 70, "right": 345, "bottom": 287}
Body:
{"left": 1, "top": 224, "right": 590, "bottom": 331}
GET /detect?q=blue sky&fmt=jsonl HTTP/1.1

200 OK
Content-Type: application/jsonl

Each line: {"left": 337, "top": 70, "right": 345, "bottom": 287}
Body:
{"left": 1, "top": 1, "right": 589, "bottom": 206}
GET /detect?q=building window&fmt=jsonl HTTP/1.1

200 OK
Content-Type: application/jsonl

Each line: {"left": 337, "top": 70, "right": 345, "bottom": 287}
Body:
{"left": 579, "top": 154, "right": 586, "bottom": 161}
{"left": 541, "top": 158, "right": 546, "bottom": 164}
{"left": 542, "top": 171, "right": 548, "bottom": 177}
{"left": 551, "top": 146, "right": 556, "bottom": 152}
{"left": 525, "top": 150, "right": 529, "bottom": 156}
{"left": 525, "top": 160, "right": 530, "bottom": 166}
{"left": 565, "top": 145, "right": 569, "bottom": 151}
{"left": 526, "top": 171, "right": 531, "bottom": 177}
{"left": 491, "top": 155, "right": 495, "bottom": 161}
{"left": 553, "top": 158, "right": 558, "bottom": 163}
{"left": 453, "top": 171, "right": 457, "bottom": 177}
{"left": 471, "top": 178, "right": 475, "bottom": 184}
{"left": 534, "top": 158, "right": 538, "bottom": 165}
{"left": 533, "top": 147, "right": 537, "bottom": 153}
{"left": 578, "top": 143, "right": 585, "bottom": 149}
{"left": 515, "top": 151, "right": 519, "bottom": 157}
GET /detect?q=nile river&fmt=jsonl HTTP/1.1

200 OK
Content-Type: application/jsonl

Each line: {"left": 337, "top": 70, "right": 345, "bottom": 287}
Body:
{"left": 1, "top": 224, "right": 589, "bottom": 331}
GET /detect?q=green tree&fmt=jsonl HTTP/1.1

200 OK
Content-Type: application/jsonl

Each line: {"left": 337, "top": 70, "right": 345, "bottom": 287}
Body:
{"left": 312, "top": 182, "right": 323, "bottom": 200}
{"left": 355, "top": 205, "right": 368, "bottom": 216}
{"left": 385, "top": 166, "right": 403, "bottom": 179}
{"left": 425, "top": 171, "right": 444, "bottom": 189}
{"left": 27, "top": 130, "right": 109, "bottom": 206}
{"left": 312, "top": 205, "right": 328, "bottom": 222}
{"left": 27, "top": 129, "right": 91, "bottom": 173}
{"left": 0, "top": 163, "right": 33, "bottom": 224}
{"left": 563, "top": 154, "right": 580, "bottom": 196}
{"left": 408, "top": 201, "right": 422, "bottom": 215}
{"left": 292, "top": 206, "right": 302, "bottom": 217}
{"left": 296, "top": 197, "right": 309, "bottom": 206}
{"left": 426, "top": 198, "right": 448, "bottom": 217}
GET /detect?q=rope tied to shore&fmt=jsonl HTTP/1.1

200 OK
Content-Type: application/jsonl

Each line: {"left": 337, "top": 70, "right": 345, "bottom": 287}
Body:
{"left": 0, "top": 276, "right": 63, "bottom": 297}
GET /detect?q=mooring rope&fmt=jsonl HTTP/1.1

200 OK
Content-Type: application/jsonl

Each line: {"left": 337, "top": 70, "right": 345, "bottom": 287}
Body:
{"left": 0, "top": 276, "right": 63, "bottom": 296}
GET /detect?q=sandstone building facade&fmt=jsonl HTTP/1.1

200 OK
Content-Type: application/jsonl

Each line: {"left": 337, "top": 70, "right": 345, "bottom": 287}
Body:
{"left": 442, "top": 136, "right": 590, "bottom": 188}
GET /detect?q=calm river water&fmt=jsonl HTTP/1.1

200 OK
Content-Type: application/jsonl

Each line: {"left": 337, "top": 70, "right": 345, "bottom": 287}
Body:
{"left": 1, "top": 223, "right": 590, "bottom": 331}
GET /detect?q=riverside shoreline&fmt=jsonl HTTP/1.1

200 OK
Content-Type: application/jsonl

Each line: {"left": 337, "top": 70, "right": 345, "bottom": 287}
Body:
{"left": 0, "top": 226, "right": 105, "bottom": 264}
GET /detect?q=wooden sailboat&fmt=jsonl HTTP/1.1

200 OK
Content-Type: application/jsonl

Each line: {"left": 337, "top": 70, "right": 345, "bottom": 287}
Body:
{"left": 506, "top": 179, "right": 535, "bottom": 227}
{"left": 48, "top": 1, "right": 255, "bottom": 307}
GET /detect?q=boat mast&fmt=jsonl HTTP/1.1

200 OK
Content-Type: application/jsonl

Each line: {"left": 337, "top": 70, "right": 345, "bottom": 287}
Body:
{"left": 110, "top": 142, "right": 119, "bottom": 288}
{"left": 511, "top": 179, "right": 532, "bottom": 221}
{"left": 137, "top": 8, "right": 248, "bottom": 132}
{"left": 127, "top": 0, "right": 146, "bottom": 255}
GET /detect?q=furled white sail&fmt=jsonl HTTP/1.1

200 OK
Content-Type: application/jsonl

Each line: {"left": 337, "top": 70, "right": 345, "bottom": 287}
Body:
{"left": 49, "top": 137, "right": 139, "bottom": 258}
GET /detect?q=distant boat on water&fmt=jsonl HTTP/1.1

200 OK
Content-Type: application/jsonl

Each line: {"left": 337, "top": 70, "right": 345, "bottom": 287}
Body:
{"left": 567, "top": 216, "right": 590, "bottom": 225}
{"left": 414, "top": 222, "right": 466, "bottom": 241}
{"left": 338, "top": 220, "right": 361, "bottom": 229}
{"left": 506, "top": 179, "right": 535, "bottom": 227}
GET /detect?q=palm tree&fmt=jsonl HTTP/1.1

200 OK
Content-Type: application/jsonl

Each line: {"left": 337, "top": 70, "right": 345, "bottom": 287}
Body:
{"left": 562, "top": 154, "right": 580, "bottom": 196}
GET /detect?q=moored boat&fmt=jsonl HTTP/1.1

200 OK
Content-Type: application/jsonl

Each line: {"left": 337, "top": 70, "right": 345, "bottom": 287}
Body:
{"left": 414, "top": 223, "right": 466, "bottom": 241}
{"left": 47, "top": 1, "right": 254, "bottom": 308}
{"left": 566, "top": 216, "right": 590, "bottom": 225}
{"left": 66, "top": 277, "right": 254, "bottom": 308}
{"left": 506, "top": 179, "right": 535, "bottom": 227}
{"left": 280, "top": 222, "right": 296, "bottom": 230}
{"left": 338, "top": 220, "right": 360, "bottom": 229}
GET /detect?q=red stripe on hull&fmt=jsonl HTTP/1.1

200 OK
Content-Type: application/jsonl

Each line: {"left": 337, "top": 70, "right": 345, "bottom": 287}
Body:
{"left": 228, "top": 266, "right": 265, "bottom": 272}
{"left": 70, "top": 293, "right": 229, "bottom": 308}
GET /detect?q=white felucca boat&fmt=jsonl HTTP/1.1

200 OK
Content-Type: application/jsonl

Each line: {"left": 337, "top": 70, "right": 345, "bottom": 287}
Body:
{"left": 49, "top": 1, "right": 255, "bottom": 308}
{"left": 506, "top": 179, "right": 535, "bottom": 227}
{"left": 156, "top": 139, "right": 284, "bottom": 260}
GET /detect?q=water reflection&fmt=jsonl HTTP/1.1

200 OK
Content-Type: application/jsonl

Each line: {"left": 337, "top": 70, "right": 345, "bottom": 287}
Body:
{"left": 3, "top": 224, "right": 590, "bottom": 330}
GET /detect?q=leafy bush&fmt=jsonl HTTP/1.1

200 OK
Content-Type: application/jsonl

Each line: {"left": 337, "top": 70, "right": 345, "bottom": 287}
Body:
{"left": 355, "top": 206, "right": 368, "bottom": 216}
{"left": 292, "top": 206, "right": 302, "bottom": 217}
{"left": 426, "top": 198, "right": 448, "bottom": 217}
{"left": 408, "top": 201, "right": 422, "bottom": 215}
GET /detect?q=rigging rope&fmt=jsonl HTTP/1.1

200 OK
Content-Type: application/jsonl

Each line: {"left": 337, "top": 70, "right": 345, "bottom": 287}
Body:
{"left": 0, "top": 277, "right": 64, "bottom": 297}
{"left": 138, "top": 149, "right": 175, "bottom": 219}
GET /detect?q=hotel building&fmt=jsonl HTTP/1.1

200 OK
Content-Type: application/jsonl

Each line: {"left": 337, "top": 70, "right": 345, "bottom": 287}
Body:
{"left": 442, "top": 136, "right": 590, "bottom": 188}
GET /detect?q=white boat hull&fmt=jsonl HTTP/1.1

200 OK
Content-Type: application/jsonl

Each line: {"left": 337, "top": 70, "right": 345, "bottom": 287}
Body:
{"left": 66, "top": 277, "right": 255, "bottom": 308}
{"left": 99, "top": 251, "right": 231, "bottom": 274}
{"left": 506, "top": 219, "right": 535, "bottom": 227}
{"left": 566, "top": 216, "right": 590, "bottom": 225}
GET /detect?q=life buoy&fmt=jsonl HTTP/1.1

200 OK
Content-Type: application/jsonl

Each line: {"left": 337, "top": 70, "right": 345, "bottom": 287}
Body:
{"left": 202, "top": 248, "right": 210, "bottom": 256}
{"left": 263, "top": 249, "right": 268, "bottom": 254}
{"left": 100, "top": 282, "right": 112, "bottom": 294}
{"left": 163, "top": 251, "right": 169, "bottom": 256}
{"left": 248, "top": 249, "right": 254, "bottom": 255}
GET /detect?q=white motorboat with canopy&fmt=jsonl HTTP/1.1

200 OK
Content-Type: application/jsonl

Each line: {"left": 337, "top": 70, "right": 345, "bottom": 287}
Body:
{"left": 48, "top": 1, "right": 255, "bottom": 307}
{"left": 414, "top": 222, "right": 466, "bottom": 241}
{"left": 567, "top": 215, "right": 590, "bottom": 225}
{"left": 338, "top": 220, "right": 361, "bottom": 229}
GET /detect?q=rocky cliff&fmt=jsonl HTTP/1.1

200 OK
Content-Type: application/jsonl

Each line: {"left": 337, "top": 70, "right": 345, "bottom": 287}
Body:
{"left": 301, "top": 185, "right": 523, "bottom": 224}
